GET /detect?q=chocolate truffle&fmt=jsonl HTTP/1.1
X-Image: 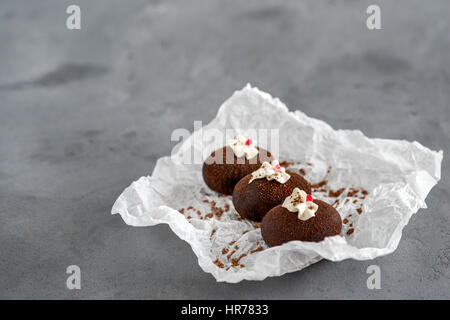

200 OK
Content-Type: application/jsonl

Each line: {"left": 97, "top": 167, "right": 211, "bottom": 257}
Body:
{"left": 261, "top": 199, "right": 342, "bottom": 246}
{"left": 202, "top": 146, "right": 273, "bottom": 195}
{"left": 232, "top": 171, "right": 311, "bottom": 222}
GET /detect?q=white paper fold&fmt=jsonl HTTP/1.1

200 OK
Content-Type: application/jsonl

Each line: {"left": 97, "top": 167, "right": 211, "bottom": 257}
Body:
{"left": 112, "top": 84, "right": 442, "bottom": 283}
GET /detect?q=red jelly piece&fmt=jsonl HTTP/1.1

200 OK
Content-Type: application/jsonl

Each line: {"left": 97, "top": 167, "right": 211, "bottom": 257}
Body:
{"left": 306, "top": 194, "right": 313, "bottom": 202}
{"left": 274, "top": 164, "right": 281, "bottom": 170}
{"left": 245, "top": 139, "right": 252, "bottom": 146}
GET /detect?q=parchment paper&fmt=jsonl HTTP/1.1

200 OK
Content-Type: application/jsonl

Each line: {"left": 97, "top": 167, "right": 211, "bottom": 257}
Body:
{"left": 111, "top": 84, "right": 442, "bottom": 283}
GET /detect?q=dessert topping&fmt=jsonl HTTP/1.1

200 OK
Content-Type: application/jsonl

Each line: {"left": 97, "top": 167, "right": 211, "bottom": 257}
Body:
{"left": 229, "top": 136, "right": 259, "bottom": 160}
{"left": 282, "top": 187, "right": 318, "bottom": 221}
{"left": 249, "top": 160, "right": 291, "bottom": 184}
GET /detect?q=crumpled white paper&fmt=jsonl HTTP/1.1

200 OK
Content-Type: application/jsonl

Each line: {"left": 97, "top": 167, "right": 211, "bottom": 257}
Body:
{"left": 111, "top": 84, "right": 443, "bottom": 283}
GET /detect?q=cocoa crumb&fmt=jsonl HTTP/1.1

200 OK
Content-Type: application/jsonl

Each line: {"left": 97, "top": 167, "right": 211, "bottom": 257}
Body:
{"left": 178, "top": 208, "right": 185, "bottom": 214}
{"left": 328, "top": 188, "right": 345, "bottom": 198}
{"left": 227, "top": 250, "right": 236, "bottom": 260}
{"left": 210, "top": 229, "right": 216, "bottom": 238}
{"left": 222, "top": 248, "right": 229, "bottom": 255}
{"left": 234, "top": 245, "right": 239, "bottom": 250}
{"left": 215, "top": 207, "right": 224, "bottom": 217}
{"left": 299, "top": 168, "right": 306, "bottom": 176}
{"left": 209, "top": 200, "right": 224, "bottom": 219}
{"left": 347, "top": 228, "right": 354, "bottom": 235}
{"left": 347, "top": 188, "right": 359, "bottom": 197}
{"left": 202, "top": 199, "right": 209, "bottom": 203}
{"left": 196, "top": 210, "right": 202, "bottom": 216}
{"left": 327, "top": 166, "right": 332, "bottom": 173}
{"left": 353, "top": 199, "right": 358, "bottom": 204}
{"left": 253, "top": 222, "right": 261, "bottom": 228}
{"left": 187, "top": 206, "right": 194, "bottom": 210}
{"left": 242, "top": 230, "right": 249, "bottom": 235}
{"left": 187, "top": 215, "right": 192, "bottom": 219}
{"left": 224, "top": 203, "right": 230, "bottom": 212}
{"left": 213, "top": 259, "right": 224, "bottom": 268}
{"left": 231, "top": 254, "right": 247, "bottom": 267}
{"left": 205, "top": 213, "right": 213, "bottom": 219}
{"left": 240, "top": 264, "right": 245, "bottom": 268}
{"left": 312, "top": 180, "right": 328, "bottom": 189}
{"left": 344, "top": 199, "right": 350, "bottom": 204}
{"left": 250, "top": 246, "right": 264, "bottom": 254}
{"left": 356, "top": 207, "right": 362, "bottom": 214}
{"left": 343, "top": 218, "right": 349, "bottom": 224}
{"left": 279, "top": 161, "right": 292, "bottom": 167}
{"left": 306, "top": 162, "right": 312, "bottom": 166}
{"left": 229, "top": 241, "right": 236, "bottom": 246}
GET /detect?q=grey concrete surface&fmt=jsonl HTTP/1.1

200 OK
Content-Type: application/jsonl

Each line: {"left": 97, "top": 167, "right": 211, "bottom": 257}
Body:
{"left": 0, "top": 0, "right": 449, "bottom": 299}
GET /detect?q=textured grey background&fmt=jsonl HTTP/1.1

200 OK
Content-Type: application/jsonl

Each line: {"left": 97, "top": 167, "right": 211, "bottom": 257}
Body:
{"left": 0, "top": 0, "right": 449, "bottom": 299}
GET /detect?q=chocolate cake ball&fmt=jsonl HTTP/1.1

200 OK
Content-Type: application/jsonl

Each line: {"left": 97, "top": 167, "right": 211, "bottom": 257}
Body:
{"left": 202, "top": 145, "right": 273, "bottom": 195}
{"left": 232, "top": 171, "right": 311, "bottom": 222}
{"left": 261, "top": 199, "right": 342, "bottom": 246}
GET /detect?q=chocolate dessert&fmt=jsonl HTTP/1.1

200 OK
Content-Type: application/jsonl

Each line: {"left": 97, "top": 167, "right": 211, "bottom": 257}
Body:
{"left": 232, "top": 161, "right": 311, "bottom": 222}
{"left": 261, "top": 188, "right": 342, "bottom": 246}
{"left": 202, "top": 137, "right": 273, "bottom": 195}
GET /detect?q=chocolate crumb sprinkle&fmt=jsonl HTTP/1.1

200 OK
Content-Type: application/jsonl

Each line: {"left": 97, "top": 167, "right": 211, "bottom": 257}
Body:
{"left": 213, "top": 259, "right": 224, "bottom": 268}
{"left": 227, "top": 250, "right": 236, "bottom": 260}
{"left": 347, "top": 189, "right": 359, "bottom": 197}
{"left": 328, "top": 188, "right": 345, "bottom": 198}
{"left": 250, "top": 246, "right": 264, "bottom": 254}
{"left": 231, "top": 254, "right": 247, "bottom": 267}
{"left": 312, "top": 180, "right": 328, "bottom": 189}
